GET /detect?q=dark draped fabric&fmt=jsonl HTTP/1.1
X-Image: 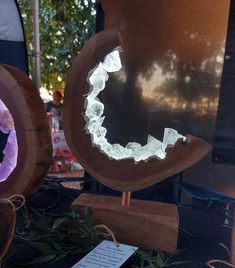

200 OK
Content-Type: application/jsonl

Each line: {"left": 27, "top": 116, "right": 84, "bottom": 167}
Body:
{"left": 213, "top": 0, "right": 235, "bottom": 165}
{"left": 0, "top": 40, "right": 28, "bottom": 74}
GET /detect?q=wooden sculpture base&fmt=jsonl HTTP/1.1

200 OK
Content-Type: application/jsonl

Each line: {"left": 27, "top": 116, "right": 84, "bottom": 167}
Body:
{"left": 72, "top": 193, "right": 179, "bottom": 253}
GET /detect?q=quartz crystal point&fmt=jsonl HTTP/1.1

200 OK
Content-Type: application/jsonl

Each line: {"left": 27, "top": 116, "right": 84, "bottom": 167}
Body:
{"left": 162, "top": 128, "right": 186, "bottom": 151}
{"left": 85, "top": 97, "right": 104, "bottom": 121}
{"left": 88, "top": 63, "right": 108, "bottom": 97}
{"left": 103, "top": 50, "right": 122, "bottom": 72}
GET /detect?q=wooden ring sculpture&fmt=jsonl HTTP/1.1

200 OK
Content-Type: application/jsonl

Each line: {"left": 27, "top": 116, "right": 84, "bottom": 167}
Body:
{"left": 0, "top": 64, "right": 52, "bottom": 198}
{"left": 63, "top": 29, "right": 211, "bottom": 192}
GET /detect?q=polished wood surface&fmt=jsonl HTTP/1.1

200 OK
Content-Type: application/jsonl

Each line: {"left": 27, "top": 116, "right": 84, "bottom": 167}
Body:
{"left": 63, "top": 29, "right": 211, "bottom": 192}
{"left": 100, "top": 0, "right": 229, "bottom": 146}
{"left": 96, "top": 1, "right": 235, "bottom": 198}
{"left": 0, "top": 64, "right": 52, "bottom": 198}
{"left": 73, "top": 193, "right": 179, "bottom": 253}
{"left": 48, "top": 170, "right": 84, "bottom": 178}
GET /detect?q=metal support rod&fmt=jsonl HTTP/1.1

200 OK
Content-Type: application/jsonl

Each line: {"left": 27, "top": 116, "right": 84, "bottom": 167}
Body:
{"left": 121, "top": 191, "right": 131, "bottom": 207}
{"left": 32, "top": 0, "right": 41, "bottom": 90}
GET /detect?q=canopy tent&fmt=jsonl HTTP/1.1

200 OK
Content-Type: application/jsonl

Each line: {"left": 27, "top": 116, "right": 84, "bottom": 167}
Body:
{"left": 0, "top": 0, "right": 28, "bottom": 74}
{"left": 0, "top": 0, "right": 41, "bottom": 90}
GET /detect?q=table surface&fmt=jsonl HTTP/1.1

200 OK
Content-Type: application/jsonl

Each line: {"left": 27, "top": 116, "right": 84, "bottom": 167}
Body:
{"left": 3, "top": 180, "right": 232, "bottom": 268}
{"left": 48, "top": 170, "right": 85, "bottom": 178}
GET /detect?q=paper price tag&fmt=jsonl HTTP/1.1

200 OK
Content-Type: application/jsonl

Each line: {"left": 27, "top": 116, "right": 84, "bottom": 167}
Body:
{"left": 71, "top": 240, "right": 138, "bottom": 268}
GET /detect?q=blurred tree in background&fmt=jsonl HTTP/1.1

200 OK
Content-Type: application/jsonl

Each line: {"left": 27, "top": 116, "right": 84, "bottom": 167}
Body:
{"left": 19, "top": 0, "right": 96, "bottom": 92}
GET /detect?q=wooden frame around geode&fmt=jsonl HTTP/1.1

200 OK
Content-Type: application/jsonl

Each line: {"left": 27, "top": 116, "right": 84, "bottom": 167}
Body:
{"left": 63, "top": 29, "right": 211, "bottom": 192}
{"left": 0, "top": 64, "right": 52, "bottom": 198}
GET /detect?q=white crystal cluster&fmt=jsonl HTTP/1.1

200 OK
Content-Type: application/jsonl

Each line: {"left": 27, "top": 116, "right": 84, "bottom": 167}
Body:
{"left": 84, "top": 49, "right": 186, "bottom": 163}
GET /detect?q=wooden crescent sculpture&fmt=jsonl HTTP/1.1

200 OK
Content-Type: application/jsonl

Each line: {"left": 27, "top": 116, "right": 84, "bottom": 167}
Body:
{"left": 0, "top": 64, "right": 52, "bottom": 198}
{"left": 63, "top": 29, "right": 211, "bottom": 192}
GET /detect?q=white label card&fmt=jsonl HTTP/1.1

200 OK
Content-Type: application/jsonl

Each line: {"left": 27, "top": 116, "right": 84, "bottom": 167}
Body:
{"left": 71, "top": 240, "right": 138, "bottom": 268}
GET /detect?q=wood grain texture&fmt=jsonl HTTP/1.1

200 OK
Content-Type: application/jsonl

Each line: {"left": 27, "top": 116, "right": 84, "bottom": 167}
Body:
{"left": 63, "top": 29, "right": 211, "bottom": 191}
{"left": 0, "top": 64, "right": 52, "bottom": 198}
{"left": 72, "top": 193, "right": 179, "bottom": 253}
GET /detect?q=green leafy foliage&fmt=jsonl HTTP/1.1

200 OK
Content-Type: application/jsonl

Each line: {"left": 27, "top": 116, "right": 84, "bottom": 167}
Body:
{"left": 18, "top": 0, "right": 96, "bottom": 91}
{"left": 1, "top": 207, "right": 188, "bottom": 268}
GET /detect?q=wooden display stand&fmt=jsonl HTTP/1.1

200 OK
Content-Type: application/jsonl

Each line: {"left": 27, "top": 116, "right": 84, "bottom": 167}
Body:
{"left": 0, "top": 65, "right": 52, "bottom": 261}
{"left": 63, "top": 30, "right": 211, "bottom": 253}
{"left": 0, "top": 64, "right": 52, "bottom": 198}
{"left": 73, "top": 193, "right": 179, "bottom": 253}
